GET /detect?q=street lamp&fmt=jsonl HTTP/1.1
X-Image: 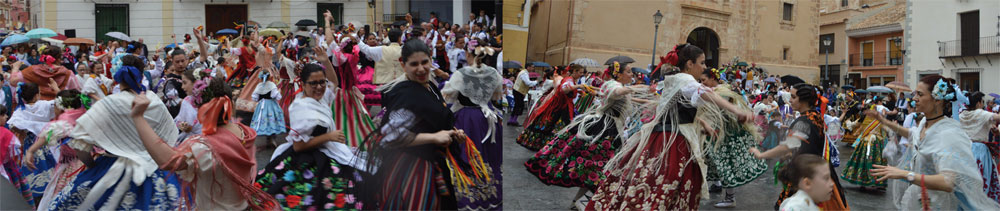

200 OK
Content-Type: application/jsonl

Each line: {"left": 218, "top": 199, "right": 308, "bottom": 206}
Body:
{"left": 651, "top": 10, "right": 663, "bottom": 67}
{"left": 823, "top": 37, "right": 832, "bottom": 87}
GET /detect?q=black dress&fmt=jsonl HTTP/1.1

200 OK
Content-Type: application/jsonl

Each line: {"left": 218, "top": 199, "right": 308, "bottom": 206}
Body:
{"left": 774, "top": 113, "right": 849, "bottom": 210}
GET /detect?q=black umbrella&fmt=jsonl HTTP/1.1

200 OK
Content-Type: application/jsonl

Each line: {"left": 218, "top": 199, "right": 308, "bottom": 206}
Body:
{"left": 295, "top": 19, "right": 317, "bottom": 26}
{"left": 502, "top": 61, "right": 522, "bottom": 69}
{"left": 780, "top": 75, "right": 806, "bottom": 86}
{"left": 604, "top": 55, "right": 635, "bottom": 65}
{"left": 841, "top": 85, "right": 856, "bottom": 90}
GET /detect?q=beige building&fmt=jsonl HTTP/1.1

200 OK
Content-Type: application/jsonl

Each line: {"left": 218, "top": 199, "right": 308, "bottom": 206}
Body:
{"left": 526, "top": 0, "right": 820, "bottom": 82}
{"left": 818, "top": 0, "right": 865, "bottom": 87}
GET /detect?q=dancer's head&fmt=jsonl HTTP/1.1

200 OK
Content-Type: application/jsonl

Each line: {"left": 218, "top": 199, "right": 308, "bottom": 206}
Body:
{"left": 790, "top": 84, "right": 819, "bottom": 113}
{"left": 568, "top": 64, "right": 585, "bottom": 79}
{"left": 607, "top": 62, "right": 632, "bottom": 82}
{"left": 300, "top": 63, "right": 328, "bottom": 100}
{"left": 777, "top": 154, "right": 834, "bottom": 203}
{"left": 400, "top": 39, "right": 433, "bottom": 83}
{"left": 17, "top": 82, "right": 38, "bottom": 103}
{"left": 915, "top": 74, "right": 958, "bottom": 117}
{"left": 967, "top": 92, "right": 986, "bottom": 110}
{"left": 665, "top": 43, "right": 705, "bottom": 76}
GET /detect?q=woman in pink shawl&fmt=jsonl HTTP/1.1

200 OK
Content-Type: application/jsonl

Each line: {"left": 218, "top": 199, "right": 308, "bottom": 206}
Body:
{"left": 132, "top": 76, "right": 277, "bottom": 210}
{"left": 11, "top": 46, "right": 80, "bottom": 101}
{"left": 21, "top": 90, "right": 89, "bottom": 210}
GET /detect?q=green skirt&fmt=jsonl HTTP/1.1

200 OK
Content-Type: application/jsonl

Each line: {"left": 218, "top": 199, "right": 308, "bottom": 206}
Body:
{"left": 706, "top": 128, "right": 768, "bottom": 188}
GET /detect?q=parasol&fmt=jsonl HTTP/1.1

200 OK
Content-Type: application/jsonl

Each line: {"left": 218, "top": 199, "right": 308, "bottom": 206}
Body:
{"left": 295, "top": 19, "right": 318, "bottom": 26}
{"left": 63, "top": 38, "right": 95, "bottom": 45}
{"left": 854, "top": 89, "right": 869, "bottom": 94}
{"left": 216, "top": 28, "right": 239, "bottom": 36}
{"left": 841, "top": 85, "right": 856, "bottom": 90}
{"left": 502, "top": 61, "right": 522, "bottom": 69}
{"left": 631, "top": 67, "right": 651, "bottom": 74}
{"left": 763, "top": 77, "right": 778, "bottom": 83}
{"left": 259, "top": 28, "right": 284, "bottom": 38}
{"left": 604, "top": 55, "right": 635, "bottom": 65}
{"left": 780, "top": 75, "right": 805, "bottom": 86}
{"left": 530, "top": 61, "right": 551, "bottom": 68}
{"left": 1, "top": 34, "right": 29, "bottom": 46}
{"left": 25, "top": 28, "right": 57, "bottom": 39}
{"left": 885, "top": 81, "right": 911, "bottom": 92}
{"left": 105, "top": 31, "right": 131, "bottom": 41}
{"left": 988, "top": 93, "right": 1000, "bottom": 99}
{"left": 570, "top": 58, "right": 601, "bottom": 68}
{"left": 866, "top": 86, "right": 894, "bottom": 94}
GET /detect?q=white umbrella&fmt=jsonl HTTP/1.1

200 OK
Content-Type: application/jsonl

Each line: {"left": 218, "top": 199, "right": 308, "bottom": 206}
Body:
{"left": 40, "top": 37, "right": 63, "bottom": 46}
{"left": 105, "top": 31, "right": 131, "bottom": 41}
{"left": 570, "top": 58, "right": 601, "bottom": 68}
{"left": 867, "top": 86, "right": 894, "bottom": 94}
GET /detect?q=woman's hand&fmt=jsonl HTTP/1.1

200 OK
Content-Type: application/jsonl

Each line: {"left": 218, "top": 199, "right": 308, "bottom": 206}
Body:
{"left": 431, "top": 130, "right": 457, "bottom": 146}
{"left": 749, "top": 147, "right": 763, "bottom": 159}
{"left": 735, "top": 110, "right": 754, "bottom": 123}
{"left": 872, "top": 164, "right": 909, "bottom": 182}
{"left": 326, "top": 130, "right": 346, "bottom": 143}
{"left": 47, "top": 78, "right": 60, "bottom": 93}
{"left": 22, "top": 151, "right": 35, "bottom": 170}
{"left": 178, "top": 122, "right": 193, "bottom": 133}
{"left": 130, "top": 91, "right": 150, "bottom": 119}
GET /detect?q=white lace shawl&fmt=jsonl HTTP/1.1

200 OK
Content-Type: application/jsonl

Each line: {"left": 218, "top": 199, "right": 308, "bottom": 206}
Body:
{"left": 441, "top": 64, "right": 503, "bottom": 143}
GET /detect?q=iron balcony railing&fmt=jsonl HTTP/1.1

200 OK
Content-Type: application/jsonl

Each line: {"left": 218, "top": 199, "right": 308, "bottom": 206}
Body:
{"left": 383, "top": 13, "right": 420, "bottom": 24}
{"left": 939, "top": 35, "right": 1000, "bottom": 58}
{"left": 849, "top": 51, "right": 904, "bottom": 67}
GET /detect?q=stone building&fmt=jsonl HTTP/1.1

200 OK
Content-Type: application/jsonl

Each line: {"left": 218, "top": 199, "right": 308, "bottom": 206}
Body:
{"left": 525, "top": 0, "right": 820, "bottom": 82}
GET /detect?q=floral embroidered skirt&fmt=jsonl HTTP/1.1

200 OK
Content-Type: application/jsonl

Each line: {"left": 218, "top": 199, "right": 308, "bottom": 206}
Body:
{"left": 705, "top": 127, "right": 767, "bottom": 188}
{"left": 47, "top": 156, "right": 182, "bottom": 210}
{"left": 586, "top": 131, "right": 703, "bottom": 210}
{"left": 255, "top": 148, "right": 364, "bottom": 210}
{"left": 18, "top": 132, "right": 55, "bottom": 206}
{"left": 37, "top": 160, "right": 85, "bottom": 210}
{"left": 973, "top": 142, "right": 1000, "bottom": 203}
{"left": 516, "top": 107, "right": 572, "bottom": 151}
{"left": 525, "top": 115, "right": 620, "bottom": 190}
{"left": 251, "top": 99, "right": 287, "bottom": 136}
{"left": 841, "top": 133, "right": 887, "bottom": 187}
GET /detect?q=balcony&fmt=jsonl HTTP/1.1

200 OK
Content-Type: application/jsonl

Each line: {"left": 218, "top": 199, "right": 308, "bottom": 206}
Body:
{"left": 849, "top": 51, "right": 904, "bottom": 67}
{"left": 939, "top": 36, "right": 1000, "bottom": 58}
{"left": 383, "top": 13, "right": 421, "bottom": 24}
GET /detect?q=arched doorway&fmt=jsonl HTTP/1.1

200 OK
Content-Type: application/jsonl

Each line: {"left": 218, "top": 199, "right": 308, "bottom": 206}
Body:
{"left": 686, "top": 27, "right": 720, "bottom": 69}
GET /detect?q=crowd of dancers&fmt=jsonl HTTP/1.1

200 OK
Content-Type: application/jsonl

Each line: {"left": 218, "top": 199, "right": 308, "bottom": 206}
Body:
{"left": 511, "top": 43, "right": 1000, "bottom": 210}
{"left": 0, "top": 9, "right": 506, "bottom": 210}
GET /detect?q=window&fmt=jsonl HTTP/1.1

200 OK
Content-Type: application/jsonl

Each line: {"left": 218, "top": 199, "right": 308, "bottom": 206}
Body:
{"left": 783, "top": 3, "right": 793, "bottom": 21}
{"left": 841, "top": 0, "right": 849, "bottom": 7}
{"left": 861, "top": 41, "right": 874, "bottom": 66}
{"left": 869, "top": 76, "right": 895, "bottom": 87}
{"left": 783, "top": 47, "right": 790, "bottom": 60}
{"left": 819, "top": 34, "right": 835, "bottom": 53}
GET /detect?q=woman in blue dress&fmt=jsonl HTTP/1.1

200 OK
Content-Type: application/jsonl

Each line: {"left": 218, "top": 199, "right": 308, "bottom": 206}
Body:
{"left": 251, "top": 72, "right": 287, "bottom": 143}
{"left": 8, "top": 82, "right": 57, "bottom": 207}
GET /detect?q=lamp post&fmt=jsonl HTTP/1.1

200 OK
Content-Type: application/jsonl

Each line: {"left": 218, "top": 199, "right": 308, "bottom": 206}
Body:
{"left": 823, "top": 37, "right": 831, "bottom": 87}
{"left": 651, "top": 10, "right": 663, "bottom": 67}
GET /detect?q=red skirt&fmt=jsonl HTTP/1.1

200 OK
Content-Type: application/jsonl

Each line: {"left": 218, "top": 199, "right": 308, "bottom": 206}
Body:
{"left": 586, "top": 131, "right": 703, "bottom": 210}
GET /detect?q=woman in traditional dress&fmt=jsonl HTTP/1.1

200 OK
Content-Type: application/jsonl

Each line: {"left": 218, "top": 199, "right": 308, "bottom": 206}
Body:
{"left": 158, "top": 48, "right": 189, "bottom": 117}
{"left": 131, "top": 75, "right": 278, "bottom": 210}
{"left": 750, "top": 84, "right": 850, "bottom": 210}
{"left": 361, "top": 39, "right": 468, "bottom": 210}
{"left": 841, "top": 96, "right": 890, "bottom": 189}
{"left": 441, "top": 45, "right": 504, "bottom": 210}
{"left": 250, "top": 72, "right": 287, "bottom": 143}
{"left": 526, "top": 62, "right": 650, "bottom": 208}
{"left": 254, "top": 49, "right": 366, "bottom": 210}
{"left": 80, "top": 62, "right": 114, "bottom": 101}
{"left": 586, "top": 44, "right": 753, "bottom": 210}
{"left": 0, "top": 106, "right": 29, "bottom": 205}
{"left": 12, "top": 46, "right": 81, "bottom": 101}
{"left": 357, "top": 32, "right": 381, "bottom": 107}
{"left": 698, "top": 68, "right": 767, "bottom": 208}
{"left": 959, "top": 92, "right": 1000, "bottom": 203}
{"left": 329, "top": 36, "right": 377, "bottom": 147}
{"left": 174, "top": 69, "right": 204, "bottom": 142}
{"left": 48, "top": 54, "right": 182, "bottom": 210}
{"left": 870, "top": 75, "right": 1000, "bottom": 210}
{"left": 25, "top": 90, "right": 88, "bottom": 210}
{"left": 516, "top": 64, "right": 589, "bottom": 151}
{"left": 8, "top": 82, "right": 57, "bottom": 206}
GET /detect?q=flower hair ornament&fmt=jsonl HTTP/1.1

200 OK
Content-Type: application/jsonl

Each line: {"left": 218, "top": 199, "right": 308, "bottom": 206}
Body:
{"left": 931, "top": 79, "right": 955, "bottom": 101}
{"left": 54, "top": 96, "right": 67, "bottom": 110}
{"left": 40, "top": 55, "right": 56, "bottom": 66}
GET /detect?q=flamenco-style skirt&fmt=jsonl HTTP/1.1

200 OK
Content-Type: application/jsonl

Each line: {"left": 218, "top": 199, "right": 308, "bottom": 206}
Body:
{"left": 574, "top": 93, "right": 596, "bottom": 115}
{"left": 515, "top": 106, "right": 573, "bottom": 151}
{"left": 586, "top": 131, "right": 703, "bottom": 210}
{"left": 525, "top": 115, "right": 619, "bottom": 190}
{"left": 841, "top": 131, "right": 888, "bottom": 187}
{"left": 357, "top": 66, "right": 381, "bottom": 106}
{"left": 371, "top": 151, "right": 457, "bottom": 210}
{"left": 251, "top": 99, "right": 288, "bottom": 136}
{"left": 46, "top": 156, "right": 182, "bottom": 210}
{"left": 18, "top": 132, "right": 56, "bottom": 205}
{"left": 278, "top": 80, "right": 297, "bottom": 129}
{"left": 973, "top": 142, "right": 1000, "bottom": 203}
{"left": 255, "top": 148, "right": 364, "bottom": 210}
{"left": 705, "top": 127, "right": 767, "bottom": 188}
{"left": 453, "top": 106, "right": 503, "bottom": 210}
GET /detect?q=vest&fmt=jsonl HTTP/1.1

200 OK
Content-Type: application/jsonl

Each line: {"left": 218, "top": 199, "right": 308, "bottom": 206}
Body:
{"left": 373, "top": 43, "right": 403, "bottom": 84}
{"left": 514, "top": 69, "right": 530, "bottom": 94}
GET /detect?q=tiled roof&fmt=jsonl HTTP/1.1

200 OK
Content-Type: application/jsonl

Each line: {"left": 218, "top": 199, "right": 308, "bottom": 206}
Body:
{"left": 847, "top": 3, "right": 905, "bottom": 30}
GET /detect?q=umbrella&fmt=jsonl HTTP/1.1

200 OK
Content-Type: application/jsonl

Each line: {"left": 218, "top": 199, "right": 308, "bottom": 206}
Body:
{"left": 854, "top": 90, "right": 869, "bottom": 94}
{"left": 841, "top": 85, "right": 856, "bottom": 90}
{"left": 216, "top": 28, "right": 239, "bottom": 36}
{"left": 885, "top": 81, "right": 911, "bottom": 92}
{"left": 259, "top": 28, "right": 284, "bottom": 38}
{"left": 604, "top": 55, "right": 635, "bottom": 65}
{"left": 530, "top": 61, "right": 551, "bottom": 68}
{"left": 391, "top": 20, "right": 408, "bottom": 27}
{"left": 40, "top": 37, "right": 63, "bottom": 45}
{"left": 735, "top": 61, "right": 749, "bottom": 67}
{"left": 105, "top": 31, "right": 131, "bottom": 41}
{"left": 570, "top": 58, "right": 601, "bottom": 67}
{"left": 763, "top": 77, "right": 778, "bottom": 83}
{"left": 63, "top": 38, "right": 95, "bottom": 45}
{"left": 1, "top": 34, "right": 29, "bottom": 46}
{"left": 867, "top": 86, "right": 894, "bottom": 94}
{"left": 989, "top": 93, "right": 1000, "bottom": 99}
{"left": 780, "top": 75, "right": 805, "bottom": 86}
{"left": 295, "top": 19, "right": 317, "bottom": 26}
{"left": 267, "top": 21, "right": 289, "bottom": 29}
{"left": 50, "top": 34, "right": 67, "bottom": 41}
{"left": 25, "top": 28, "right": 57, "bottom": 39}
{"left": 631, "top": 67, "right": 651, "bottom": 74}
{"left": 502, "top": 61, "right": 522, "bottom": 69}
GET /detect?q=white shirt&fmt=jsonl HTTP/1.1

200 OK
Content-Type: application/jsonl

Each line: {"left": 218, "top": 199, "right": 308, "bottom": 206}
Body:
{"left": 358, "top": 41, "right": 387, "bottom": 62}
{"left": 518, "top": 70, "right": 539, "bottom": 87}
{"left": 779, "top": 190, "right": 821, "bottom": 211}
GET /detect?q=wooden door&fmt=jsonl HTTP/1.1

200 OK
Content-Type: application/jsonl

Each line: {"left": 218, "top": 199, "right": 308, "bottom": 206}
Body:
{"left": 960, "top": 11, "right": 979, "bottom": 56}
{"left": 205, "top": 5, "right": 248, "bottom": 37}
{"left": 95, "top": 4, "right": 129, "bottom": 43}
{"left": 317, "top": 3, "right": 343, "bottom": 29}
{"left": 959, "top": 72, "right": 980, "bottom": 92}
